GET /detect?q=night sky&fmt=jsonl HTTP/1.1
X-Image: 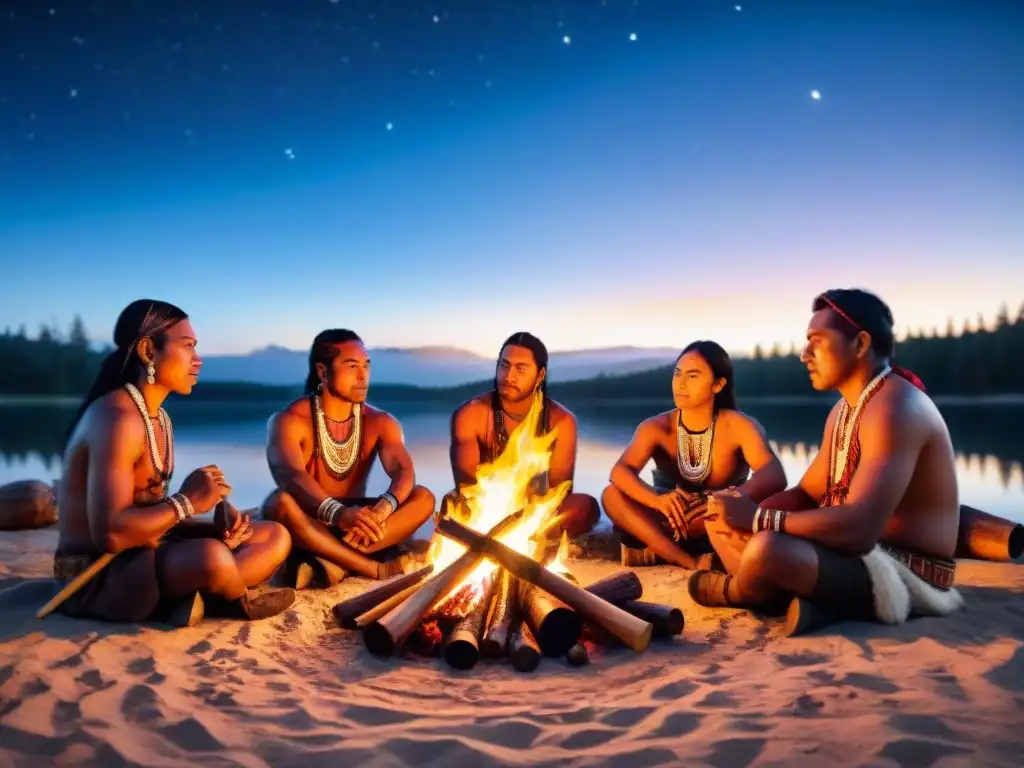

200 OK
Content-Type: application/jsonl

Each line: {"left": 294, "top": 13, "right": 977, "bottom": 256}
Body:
{"left": 1, "top": 1, "right": 1021, "bottom": 356}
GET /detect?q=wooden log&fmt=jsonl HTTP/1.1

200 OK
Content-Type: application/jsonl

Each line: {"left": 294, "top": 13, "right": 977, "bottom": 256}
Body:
{"left": 436, "top": 518, "right": 653, "bottom": 653}
{"left": 621, "top": 600, "right": 684, "bottom": 638}
{"left": 519, "top": 579, "right": 581, "bottom": 657}
{"left": 481, "top": 569, "right": 517, "bottom": 658}
{"left": 444, "top": 577, "right": 497, "bottom": 670}
{"left": 364, "top": 512, "right": 523, "bottom": 657}
{"left": 0, "top": 479, "right": 58, "bottom": 531}
{"left": 353, "top": 582, "right": 424, "bottom": 628}
{"left": 508, "top": 617, "right": 541, "bottom": 672}
{"left": 332, "top": 564, "right": 434, "bottom": 629}
{"left": 583, "top": 571, "right": 643, "bottom": 603}
{"left": 956, "top": 504, "right": 1024, "bottom": 562}
{"left": 566, "top": 642, "right": 590, "bottom": 666}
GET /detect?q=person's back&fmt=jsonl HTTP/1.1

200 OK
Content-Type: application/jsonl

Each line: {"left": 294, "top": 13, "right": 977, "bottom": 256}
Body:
{"left": 869, "top": 375, "right": 959, "bottom": 559}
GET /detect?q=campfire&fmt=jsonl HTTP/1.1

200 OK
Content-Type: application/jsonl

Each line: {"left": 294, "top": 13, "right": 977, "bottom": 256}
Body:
{"left": 332, "top": 394, "right": 684, "bottom": 670}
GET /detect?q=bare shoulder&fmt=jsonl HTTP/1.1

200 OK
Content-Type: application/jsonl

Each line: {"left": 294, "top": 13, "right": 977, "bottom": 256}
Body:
{"left": 864, "top": 376, "right": 938, "bottom": 435}
{"left": 363, "top": 404, "right": 401, "bottom": 432}
{"left": 719, "top": 408, "right": 766, "bottom": 437}
{"left": 545, "top": 398, "right": 577, "bottom": 429}
{"left": 85, "top": 390, "right": 147, "bottom": 452}
{"left": 636, "top": 409, "right": 673, "bottom": 437}
{"left": 269, "top": 397, "right": 312, "bottom": 437}
{"left": 452, "top": 393, "right": 490, "bottom": 425}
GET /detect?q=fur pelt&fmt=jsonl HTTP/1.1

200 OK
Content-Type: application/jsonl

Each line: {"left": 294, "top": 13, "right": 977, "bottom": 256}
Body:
{"left": 862, "top": 546, "right": 964, "bottom": 625}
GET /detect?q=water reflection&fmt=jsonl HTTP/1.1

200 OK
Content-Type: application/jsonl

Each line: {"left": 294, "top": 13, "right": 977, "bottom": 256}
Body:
{"left": 1, "top": 401, "right": 1021, "bottom": 524}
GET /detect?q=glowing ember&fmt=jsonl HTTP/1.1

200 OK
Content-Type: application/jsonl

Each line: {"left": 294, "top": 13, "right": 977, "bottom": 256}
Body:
{"left": 429, "top": 392, "right": 571, "bottom": 611}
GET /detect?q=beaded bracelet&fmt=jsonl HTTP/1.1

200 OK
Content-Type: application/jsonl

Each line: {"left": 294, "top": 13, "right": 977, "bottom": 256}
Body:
{"left": 377, "top": 492, "right": 399, "bottom": 515}
{"left": 166, "top": 492, "right": 195, "bottom": 523}
{"left": 754, "top": 507, "right": 787, "bottom": 533}
{"left": 316, "top": 497, "right": 342, "bottom": 526}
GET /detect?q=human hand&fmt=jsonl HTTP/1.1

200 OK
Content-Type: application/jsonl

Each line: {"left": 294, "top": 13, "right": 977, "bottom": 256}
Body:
{"left": 653, "top": 490, "right": 689, "bottom": 540}
{"left": 343, "top": 501, "right": 392, "bottom": 549}
{"left": 338, "top": 505, "right": 385, "bottom": 545}
{"left": 222, "top": 510, "right": 254, "bottom": 550}
{"left": 706, "top": 489, "right": 757, "bottom": 532}
{"left": 178, "top": 465, "right": 231, "bottom": 513}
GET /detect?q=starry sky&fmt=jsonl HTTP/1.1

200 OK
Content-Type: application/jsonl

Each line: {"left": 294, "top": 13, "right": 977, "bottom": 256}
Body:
{"left": 1, "top": 0, "right": 1022, "bottom": 357}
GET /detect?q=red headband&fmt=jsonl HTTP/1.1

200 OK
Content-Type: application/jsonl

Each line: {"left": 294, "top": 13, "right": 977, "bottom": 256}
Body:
{"left": 818, "top": 293, "right": 926, "bottom": 393}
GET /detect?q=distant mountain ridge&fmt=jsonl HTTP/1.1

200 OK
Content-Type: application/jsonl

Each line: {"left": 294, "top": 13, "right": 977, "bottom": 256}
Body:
{"left": 197, "top": 344, "right": 682, "bottom": 387}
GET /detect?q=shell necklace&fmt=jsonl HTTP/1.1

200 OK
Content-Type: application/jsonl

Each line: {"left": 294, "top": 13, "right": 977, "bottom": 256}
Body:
{"left": 313, "top": 394, "right": 362, "bottom": 479}
{"left": 827, "top": 365, "right": 893, "bottom": 489}
{"left": 124, "top": 383, "right": 174, "bottom": 493}
{"left": 676, "top": 410, "right": 716, "bottom": 484}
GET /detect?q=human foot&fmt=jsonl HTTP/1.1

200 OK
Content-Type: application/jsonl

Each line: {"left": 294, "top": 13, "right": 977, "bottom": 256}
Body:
{"left": 686, "top": 570, "right": 738, "bottom": 608}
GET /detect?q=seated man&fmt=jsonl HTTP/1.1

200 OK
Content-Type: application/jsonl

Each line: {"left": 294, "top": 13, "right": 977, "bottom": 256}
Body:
{"left": 602, "top": 340, "right": 786, "bottom": 569}
{"left": 55, "top": 299, "right": 295, "bottom": 626}
{"left": 445, "top": 332, "right": 600, "bottom": 539}
{"left": 690, "top": 289, "right": 963, "bottom": 635}
{"left": 262, "top": 329, "right": 436, "bottom": 584}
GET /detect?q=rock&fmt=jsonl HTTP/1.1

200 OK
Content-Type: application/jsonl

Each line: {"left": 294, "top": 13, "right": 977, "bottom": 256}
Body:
{"left": 0, "top": 479, "right": 59, "bottom": 530}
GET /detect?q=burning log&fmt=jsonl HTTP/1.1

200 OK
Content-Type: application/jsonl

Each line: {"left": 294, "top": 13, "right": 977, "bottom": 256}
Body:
{"left": 519, "top": 580, "right": 581, "bottom": 657}
{"left": 444, "top": 577, "right": 497, "bottom": 670}
{"left": 620, "top": 600, "right": 684, "bottom": 638}
{"left": 956, "top": 504, "right": 1024, "bottom": 562}
{"left": 354, "top": 582, "right": 425, "bottom": 628}
{"left": 508, "top": 618, "right": 541, "bottom": 672}
{"left": 364, "top": 512, "right": 523, "bottom": 657}
{"left": 583, "top": 571, "right": 643, "bottom": 604}
{"left": 566, "top": 642, "right": 590, "bottom": 667}
{"left": 437, "top": 517, "right": 654, "bottom": 653}
{"left": 331, "top": 565, "right": 434, "bottom": 629}
{"left": 481, "top": 570, "right": 518, "bottom": 658}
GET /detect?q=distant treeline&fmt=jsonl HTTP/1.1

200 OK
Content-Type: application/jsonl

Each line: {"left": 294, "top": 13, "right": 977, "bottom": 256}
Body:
{"left": 2, "top": 303, "right": 1024, "bottom": 402}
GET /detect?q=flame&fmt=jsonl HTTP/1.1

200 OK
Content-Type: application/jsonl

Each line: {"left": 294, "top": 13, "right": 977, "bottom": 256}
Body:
{"left": 546, "top": 531, "right": 572, "bottom": 577}
{"left": 429, "top": 392, "right": 571, "bottom": 611}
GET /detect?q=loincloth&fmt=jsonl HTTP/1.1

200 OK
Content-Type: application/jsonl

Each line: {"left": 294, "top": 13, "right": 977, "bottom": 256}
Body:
{"left": 52, "top": 545, "right": 164, "bottom": 623}
{"left": 861, "top": 544, "right": 963, "bottom": 624}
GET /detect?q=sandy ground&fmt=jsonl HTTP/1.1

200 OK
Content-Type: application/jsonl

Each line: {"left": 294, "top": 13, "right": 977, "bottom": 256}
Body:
{"left": 2, "top": 527, "right": 1023, "bottom": 768}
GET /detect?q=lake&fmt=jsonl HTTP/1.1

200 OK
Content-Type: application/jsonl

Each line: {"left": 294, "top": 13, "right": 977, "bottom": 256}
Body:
{"left": 1, "top": 399, "right": 1022, "bottom": 527}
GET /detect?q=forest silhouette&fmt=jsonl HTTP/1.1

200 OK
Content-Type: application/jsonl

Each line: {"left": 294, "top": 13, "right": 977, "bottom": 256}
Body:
{"left": 3, "top": 303, "right": 1023, "bottom": 401}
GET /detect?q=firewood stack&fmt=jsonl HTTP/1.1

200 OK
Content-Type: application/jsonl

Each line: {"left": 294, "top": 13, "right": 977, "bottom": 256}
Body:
{"left": 331, "top": 514, "right": 685, "bottom": 672}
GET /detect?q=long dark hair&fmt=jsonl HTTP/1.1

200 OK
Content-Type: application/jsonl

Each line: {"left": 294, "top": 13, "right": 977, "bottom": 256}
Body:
{"left": 679, "top": 340, "right": 737, "bottom": 412}
{"left": 304, "top": 329, "right": 363, "bottom": 394}
{"left": 63, "top": 299, "right": 189, "bottom": 451}
{"left": 493, "top": 331, "right": 550, "bottom": 432}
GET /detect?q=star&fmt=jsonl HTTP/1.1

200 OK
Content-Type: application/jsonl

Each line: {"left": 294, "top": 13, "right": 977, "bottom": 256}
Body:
{"left": 284, "top": 147, "right": 295, "bottom": 160}
{"left": 385, "top": 122, "right": 393, "bottom": 131}
{"left": 629, "top": 32, "right": 637, "bottom": 41}
{"left": 433, "top": 14, "right": 440, "bottom": 23}
{"left": 69, "top": 88, "right": 78, "bottom": 98}
{"left": 563, "top": 35, "right": 571, "bottom": 45}
{"left": 810, "top": 89, "right": 821, "bottom": 100}
{"left": 735, "top": 4, "right": 742, "bottom": 10}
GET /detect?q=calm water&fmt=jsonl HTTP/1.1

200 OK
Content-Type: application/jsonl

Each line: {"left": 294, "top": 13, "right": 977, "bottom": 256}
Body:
{"left": 1, "top": 400, "right": 1022, "bottom": 527}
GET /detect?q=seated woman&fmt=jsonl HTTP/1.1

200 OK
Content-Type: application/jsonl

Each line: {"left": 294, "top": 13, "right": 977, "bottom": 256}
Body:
{"left": 601, "top": 340, "right": 787, "bottom": 569}
{"left": 54, "top": 299, "right": 295, "bottom": 626}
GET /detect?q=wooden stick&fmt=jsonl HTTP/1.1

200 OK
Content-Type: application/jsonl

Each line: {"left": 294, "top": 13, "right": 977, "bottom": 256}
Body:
{"left": 444, "top": 576, "right": 496, "bottom": 670}
{"left": 519, "top": 579, "right": 581, "bottom": 657}
{"left": 583, "top": 570, "right": 643, "bottom": 603}
{"left": 620, "top": 600, "right": 684, "bottom": 638}
{"left": 363, "top": 512, "right": 523, "bottom": 657}
{"left": 37, "top": 553, "right": 115, "bottom": 619}
{"left": 436, "top": 518, "right": 653, "bottom": 653}
{"left": 332, "top": 564, "right": 434, "bottom": 629}
{"left": 956, "top": 504, "right": 1024, "bottom": 562}
{"left": 508, "top": 617, "right": 541, "bottom": 672}
{"left": 354, "top": 582, "right": 424, "bottom": 628}
{"left": 481, "top": 570, "right": 517, "bottom": 657}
